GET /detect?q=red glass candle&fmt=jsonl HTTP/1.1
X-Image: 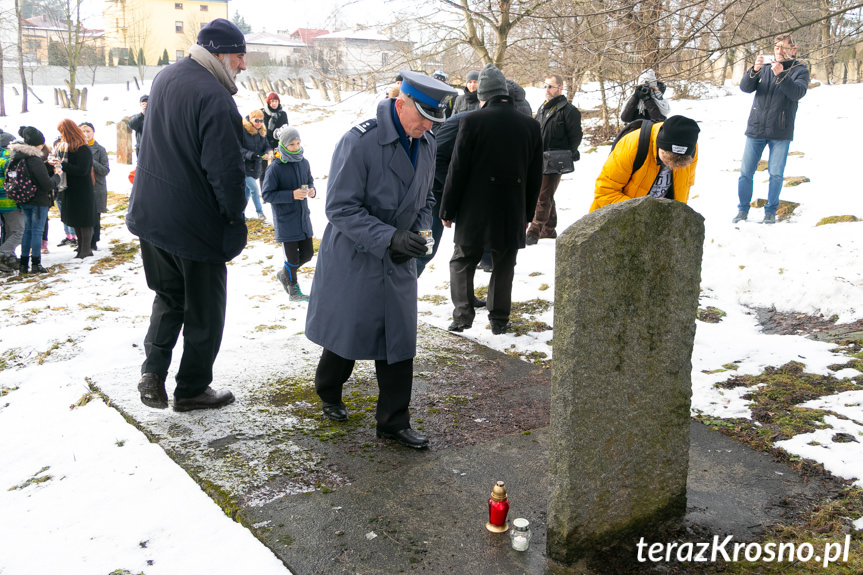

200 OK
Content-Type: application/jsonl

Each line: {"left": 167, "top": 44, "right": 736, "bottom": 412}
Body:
{"left": 486, "top": 481, "right": 510, "bottom": 533}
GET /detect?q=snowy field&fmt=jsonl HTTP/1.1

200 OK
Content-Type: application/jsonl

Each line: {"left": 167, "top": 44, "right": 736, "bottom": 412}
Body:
{"left": 0, "top": 74, "right": 862, "bottom": 573}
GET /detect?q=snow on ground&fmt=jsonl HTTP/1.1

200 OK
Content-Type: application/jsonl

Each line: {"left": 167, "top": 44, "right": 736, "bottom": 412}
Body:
{"left": 0, "top": 75, "right": 862, "bottom": 572}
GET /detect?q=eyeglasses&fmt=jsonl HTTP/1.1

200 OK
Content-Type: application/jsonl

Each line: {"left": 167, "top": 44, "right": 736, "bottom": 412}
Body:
{"left": 544, "top": 84, "right": 560, "bottom": 89}
{"left": 252, "top": 119, "right": 263, "bottom": 123}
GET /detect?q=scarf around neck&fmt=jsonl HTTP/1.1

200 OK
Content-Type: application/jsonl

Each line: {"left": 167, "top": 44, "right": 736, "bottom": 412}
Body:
{"left": 278, "top": 143, "right": 304, "bottom": 163}
{"left": 188, "top": 44, "right": 238, "bottom": 95}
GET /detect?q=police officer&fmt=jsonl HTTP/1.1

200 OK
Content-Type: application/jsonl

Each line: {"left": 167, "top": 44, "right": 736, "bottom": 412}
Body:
{"left": 305, "top": 71, "right": 456, "bottom": 449}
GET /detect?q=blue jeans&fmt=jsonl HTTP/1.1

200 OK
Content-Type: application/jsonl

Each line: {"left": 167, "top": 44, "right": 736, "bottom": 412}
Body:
{"left": 737, "top": 137, "right": 790, "bottom": 216}
{"left": 20, "top": 205, "right": 48, "bottom": 259}
{"left": 55, "top": 198, "right": 76, "bottom": 237}
{"left": 244, "top": 177, "right": 264, "bottom": 215}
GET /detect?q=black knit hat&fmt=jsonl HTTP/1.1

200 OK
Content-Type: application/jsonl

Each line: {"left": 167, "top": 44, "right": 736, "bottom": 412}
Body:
{"left": 656, "top": 116, "right": 700, "bottom": 157}
{"left": 78, "top": 122, "right": 95, "bottom": 132}
{"left": 140, "top": 94, "right": 149, "bottom": 103}
{"left": 18, "top": 126, "right": 45, "bottom": 146}
{"left": 197, "top": 18, "right": 246, "bottom": 54}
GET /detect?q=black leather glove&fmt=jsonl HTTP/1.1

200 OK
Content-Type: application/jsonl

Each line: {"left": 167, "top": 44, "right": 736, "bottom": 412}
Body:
{"left": 389, "top": 230, "right": 426, "bottom": 263}
{"left": 635, "top": 85, "right": 651, "bottom": 99}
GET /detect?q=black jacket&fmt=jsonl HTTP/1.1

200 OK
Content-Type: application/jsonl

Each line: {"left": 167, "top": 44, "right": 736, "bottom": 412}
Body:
{"left": 126, "top": 56, "right": 247, "bottom": 263}
{"left": 241, "top": 117, "right": 269, "bottom": 178}
{"left": 59, "top": 144, "right": 95, "bottom": 228}
{"left": 440, "top": 95, "right": 543, "bottom": 250}
{"left": 621, "top": 82, "right": 668, "bottom": 123}
{"left": 261, "top": 104, "right": 289, "bottom": 149}
{"left": 536, "top": 94, "right": 583, "bottom": 159}
{"left": 740, "top": 59, "right": 809, "bottom": 141}
{"left": 7, "top": 143, "right": 57, "bottom": 208}
{"left": 128, "top": 113, "right": 145, "bottom": 150}
{"left": 452, "top": 89, "right": 479, "bottom": 115}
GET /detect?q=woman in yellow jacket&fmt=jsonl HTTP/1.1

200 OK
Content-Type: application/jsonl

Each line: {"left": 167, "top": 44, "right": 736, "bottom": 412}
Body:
{"left": 591, "top": 116, "right": 700, "bottom": 212}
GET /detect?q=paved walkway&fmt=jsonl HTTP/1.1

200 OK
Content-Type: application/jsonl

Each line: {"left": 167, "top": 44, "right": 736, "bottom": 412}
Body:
{"left": 124, "top": 329, "right": 831, "bottom": 574}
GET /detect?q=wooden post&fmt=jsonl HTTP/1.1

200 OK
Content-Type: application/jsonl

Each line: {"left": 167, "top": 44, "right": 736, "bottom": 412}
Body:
{"left": 297, "top": 77, "right": 309, "bottom": 99}
{"left": 79, "top": 87, "right": 88, "bottom": 112}
{"left": 117, "top": 117, "right": 134, "bottom": 165}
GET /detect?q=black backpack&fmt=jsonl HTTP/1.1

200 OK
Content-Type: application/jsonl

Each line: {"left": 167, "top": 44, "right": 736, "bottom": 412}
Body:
{"left": 4, "top": 156, "right": 38, "bottom": 204}
{"left": 609, "top": 119, "right": 654, "bottom": 183}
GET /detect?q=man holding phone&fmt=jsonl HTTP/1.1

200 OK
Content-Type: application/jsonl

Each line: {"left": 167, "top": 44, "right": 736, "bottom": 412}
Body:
{"left": 733, "top": 34, "right": 809, "bottom": 224}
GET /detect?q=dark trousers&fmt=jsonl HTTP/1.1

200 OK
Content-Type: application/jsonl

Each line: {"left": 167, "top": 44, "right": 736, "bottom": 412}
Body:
{"left": 315, "top": 348, "right": 414, "bottom": 433}
{"left": 282, "top": 238, "right": 314, "bottom": 269}
{"left": 140, "top": 239, "right": 228, "bottom": 398}
{"left": 527, "top": 173, "right": 562, "bottom": 238}
{"left": 449, "top": 244, "right": 517, "bottom": 325}
{"left": 92, "top": 211, "right": 102, "bottom": 248}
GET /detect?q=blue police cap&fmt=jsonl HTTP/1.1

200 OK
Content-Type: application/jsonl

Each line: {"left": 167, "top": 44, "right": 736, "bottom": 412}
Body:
{"left": 398, "top": 70, "right": 457, "bottom": 123}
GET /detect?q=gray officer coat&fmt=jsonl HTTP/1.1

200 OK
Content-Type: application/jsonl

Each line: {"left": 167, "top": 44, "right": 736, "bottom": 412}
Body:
{"left": 305, "top": 99, "right": 435, "bottom": 363}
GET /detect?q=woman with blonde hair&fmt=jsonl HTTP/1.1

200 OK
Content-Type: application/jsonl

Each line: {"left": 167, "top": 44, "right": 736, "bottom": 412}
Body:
{"left": 52, "top": 119, "right": 95, "bottom": 258}
{"left": 241, "top": 108, "right": 269, "bottom": 219}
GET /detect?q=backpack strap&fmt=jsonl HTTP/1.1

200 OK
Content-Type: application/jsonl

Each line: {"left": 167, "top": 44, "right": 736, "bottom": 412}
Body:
{"left": 631, "top": 120, "right": 653, "bottom": 175}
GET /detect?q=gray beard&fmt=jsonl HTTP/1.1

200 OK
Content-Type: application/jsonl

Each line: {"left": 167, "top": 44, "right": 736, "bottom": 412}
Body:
{"left": 219, "top": 56, "right": 239, "bottom": 81}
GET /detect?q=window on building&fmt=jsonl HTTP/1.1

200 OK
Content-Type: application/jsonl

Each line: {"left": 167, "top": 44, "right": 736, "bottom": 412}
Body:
{"left": 175, "top": 21, "right": 184, "bottom": 33}
{"left": 26, "top": 40, "right": 41, "bottom": 51}
{"left": 200, "top": 4, "right": 208, "bottom": 11}
{"left": 176, "top": 50, "right": 185, "bottom": 61}
{"left": 175, "top": 3, "right": 183, "bottom": 9}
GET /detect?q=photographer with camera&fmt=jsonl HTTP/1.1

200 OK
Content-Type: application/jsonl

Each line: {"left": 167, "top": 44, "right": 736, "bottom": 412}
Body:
{"left": 732, "top": 34, "right": 808, "bottom": 225}
{"left": 621, "top": 68, "right": 670, "bottom": 123}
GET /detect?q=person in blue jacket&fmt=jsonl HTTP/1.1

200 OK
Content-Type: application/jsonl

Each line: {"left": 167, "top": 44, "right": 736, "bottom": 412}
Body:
{"left": 305, "top": 71, "right": 456, "bottom": 449}
{"left": 126, "top": 18, "right": 247, "bottom": 413}
{"left": 262, "top": 126, "right": 316, "bottom": 302}
{"left": 733, "top": 34, "right": 809, "bottom": 225}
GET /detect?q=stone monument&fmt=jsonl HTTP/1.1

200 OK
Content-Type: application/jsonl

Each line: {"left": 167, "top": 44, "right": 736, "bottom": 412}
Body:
{"left": 547, "top": 197, "right": 705, "bottom": 570}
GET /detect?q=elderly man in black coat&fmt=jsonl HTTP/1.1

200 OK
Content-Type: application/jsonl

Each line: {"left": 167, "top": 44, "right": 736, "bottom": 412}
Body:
{"left": 126, "top": 18, "right": 248, "bottom": 413}
{"left": 440, "top": 64, "right": 543, "bottom": 335}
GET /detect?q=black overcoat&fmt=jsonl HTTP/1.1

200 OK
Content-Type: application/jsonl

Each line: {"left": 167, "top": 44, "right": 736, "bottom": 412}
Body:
{"left": 440, "top": 95, "right": 543, "bottom": 250}
{"left": 59, "top": 145, "right": 95, "bottom": 228}
{"left": 126, "top": 56, "right": 246, "bottom": 264}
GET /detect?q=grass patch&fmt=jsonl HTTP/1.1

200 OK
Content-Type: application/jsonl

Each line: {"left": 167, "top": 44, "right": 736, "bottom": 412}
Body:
{"left": 8, "top": 466, "right": 52, "bottom": 490}
{"left": 697, "top": 306, "right": 726, "bottom": 323}
{"left": 703, "top": 361, "right": 860, "bottom": 453}
{"left": 418, "top": 294, "right": 448, "bottom": 305}
{"left": 90, "top": 240, "right": 140, "bottom": 274}
{"left": 817, "top": 215, "right": 859, "bottom": 226}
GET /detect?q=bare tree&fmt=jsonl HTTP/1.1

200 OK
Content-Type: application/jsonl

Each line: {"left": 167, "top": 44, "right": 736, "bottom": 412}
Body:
{"left": 40, "top": 0, "right": 95, "bottom": 109}
{"left": 16, "top": 0, "right": 27, "bottom": 113}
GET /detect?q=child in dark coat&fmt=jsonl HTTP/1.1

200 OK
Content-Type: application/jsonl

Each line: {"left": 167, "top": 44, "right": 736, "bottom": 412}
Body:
{"left": 262, "top": 126, "right": 316, "bottom": 301}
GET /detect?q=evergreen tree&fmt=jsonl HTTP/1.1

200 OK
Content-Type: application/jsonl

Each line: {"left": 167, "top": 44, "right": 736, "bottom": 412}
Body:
{"left": 161, "top": 49, "right": 169, "bottom": 66}
{"left": 232, "top": 11, "right": 252, "bottom": 34}
{"left": 138, "top": 48, "right": 145, "bottom": 66}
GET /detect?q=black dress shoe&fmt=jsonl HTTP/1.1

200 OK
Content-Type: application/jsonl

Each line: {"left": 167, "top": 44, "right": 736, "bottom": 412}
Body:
{"left": 471, "top": 297, "right": 486, "bottom": 308}
{"left": 376, "top": 428, "right": 429, "bottom": 449}
{"left": 525, "top": 235, "right": 538, "bottom": 246}
{"left": 322, "top": 402, "right": 348, "bottom": 421}
{"left": 173, "top": 387, "right": 235, "bottom": 412}
{"left": 138, "top": 373, "right": 168, "bottom": 409}
{"left": 448, "top": 321, "right": 471, "bottom": 332}
{"left": 490, "top": 320, "right": 510, "bottom": 335}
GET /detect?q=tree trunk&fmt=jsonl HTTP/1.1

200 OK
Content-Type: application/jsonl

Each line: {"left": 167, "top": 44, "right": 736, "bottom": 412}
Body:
{"left": 17, "top": 0, "right": 27, "bottom": 113}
